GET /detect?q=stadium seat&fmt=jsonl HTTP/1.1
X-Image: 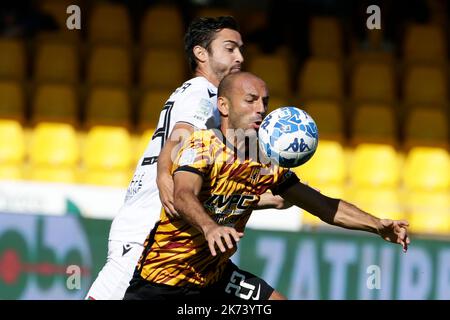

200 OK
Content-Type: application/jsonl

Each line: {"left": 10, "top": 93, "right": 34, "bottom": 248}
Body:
{"left": 140, "top": 48, "right": 186, "bottom": 90}
{"left": 298, "top": 58, "right": 343, "bottom": 101}
{"left": 138, "top": 89, "right": 172, "bottom": 131}
{"left": 34, "top": 43, "right": 79, "bottom": 84}
{"left": 309, "top": 16, "right": 343, "bottom": 59}
{"left": 247, "top": 53, "right": 291, "bottom": 97}
{"left": 403, "top": 66, "right": 448, "bottom": 108}
{"left": 85, "top": 87, "right": 131, "bottom": 129}
{"left": 347, "top": 187, "right": 405, "bottom": 220}
{"left": 83, "top": 125, "right": 133, "bottom": 171}
{"left": 29, "top": 122, "right": 79, "bottom": 166}
{"left": 0, "top": 81, "right": 24, "bottom": 121}
{"left": 82, "top": 125, "right": 133, "bottom": 186}
{"left": 406, "top": 191, "right": 450, "bottom": 235}
{"left": 28, "top": 121, "right": 78, "bottom": 184}
{"left": 404, "top": 107, "right": 448, "bottom": 148}
{"left": 351, "top": 62, "right": 396, "bottom": 104}
{"left": 303, "top": 101, "right": 344, "bottom": 142}
{"left": 293, "top": 139, "right": 346, "bottom": 186}
{"left": 351, "top": 103, "right": 396, "bottom": 146}
{"left": 403, "top": 24, "right": 447, "bottom": 66}
{"left": 403, "top": 146, "right": 449, "bottom": 191}
{"left": 349, "top": 143, "right": 400, "bottom": 188}
{"left": 0, "top": 119, "right": 25, "bottom": 180}
{"left": 32, "top": 84, "right": 78, "bottom": 125}
{"left": 87, "top": 45, "right": 131, "bottom": 87}
{"left": 88, "top": 3, "right": 132, "bottom": 46}
{"left": 0, "top": 38, "right": 25, "bottom": 81}
{"left": 140, "top": 5, "right": 184, "bottom": 50}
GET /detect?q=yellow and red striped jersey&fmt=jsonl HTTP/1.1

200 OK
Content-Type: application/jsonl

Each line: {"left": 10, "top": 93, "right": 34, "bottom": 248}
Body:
{"left": 138, "top": 129, "right": 298, "bottom": 287}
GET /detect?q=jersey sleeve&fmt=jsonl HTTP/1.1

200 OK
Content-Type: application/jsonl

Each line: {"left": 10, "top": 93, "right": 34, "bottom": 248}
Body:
{"left": 172, "top": 87, "right": 216, "bottom": 130}
{"left": 172, "top": 130, "right": 214, "bottom": 177}
{"left": 270, "top": 169, "right": 300, "bottom": 195}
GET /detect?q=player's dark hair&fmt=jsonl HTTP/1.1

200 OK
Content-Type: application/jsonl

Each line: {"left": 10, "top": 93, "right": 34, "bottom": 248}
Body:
{"left": 184, "top": 16, "right": 240, "bottom": 72}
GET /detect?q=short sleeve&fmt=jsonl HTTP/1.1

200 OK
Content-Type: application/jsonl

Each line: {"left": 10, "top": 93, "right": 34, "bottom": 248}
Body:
{"left": 270, "top": 169, "right": 300, "bottom": 195}
{"left": 172, "top": 88, "right": 216, "bottom": 130}
{"left": 172, "top": 130, "right": 214, "bottom": 177}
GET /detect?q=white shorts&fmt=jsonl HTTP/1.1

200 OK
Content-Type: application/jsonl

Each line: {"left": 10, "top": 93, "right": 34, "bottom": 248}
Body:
{"left": 86, "top": 240, "right": 144, "bottom": 300}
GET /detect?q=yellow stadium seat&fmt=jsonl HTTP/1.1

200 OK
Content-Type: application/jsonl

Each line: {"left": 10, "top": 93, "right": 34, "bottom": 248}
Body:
{"left": 247, "top": 53, "right": 290, "bottom": 97}
{"left": 32, "top": 84, "right": 78, "bottom": 125}
{"left": 303, "top": 101, "right": 344, "bottom": 141}
{"left": 83, "top": 125, "right": 132, "bottom": 171}
{"left": 139, "top": 90, "right": 172, "bottom": 130}
{"left": 351, "top": 103, "right": 396, "bottom": 145}
{"left": 0, "top": 38, "right": 25, "bottom": 80}
{"left": 87, "top": 45, "right": 131, "bottom": 86}
{"left": 347, "top": 187, "right": 405, "bottom": 220}
{"left": 403, "top": 146, "right": 449, "bottom": 191}
{"left": 86, "top": 87, "right": 131, "bottom": 128}
{"left": 293, "top": 139, "right": 346, "bottom": 185}
{"left": 29, "top": 122, "right": 79, "bottom": 166}
{"left": 0, "top": 81, "right": 24, "bottom": 121}
{"left": 309, "top": 16, "right": 343, "bottom": 59}
{"left": 406, "top": 191, "right": 450, "bottom": 235}
{"left": 140, "top": 5, "right": 184, "bottom": 49}
{"left": 403, "top": 24, "right": 447, "bottom": 66}
{"left": 28, "top": 122, "right": 77, "bottom": 182}
{"left": 349, "top": 143, "right": 400, "bottom": 188}
{"left": 140, "top": 49, "right": 186, "bottom": 90}
{"left": 140, "top": 48, "right": 186, "bottom": 90}
{"left": 404, "top": 107, "right": 448, "bottom": 148}
{"left": 0, "top": 120, "right": 25, "bottom": 180}
{"left": 351, "top": 62, "right": 396, "bottom": 104}
{"left": 298, "top": 58, "right": 343, "bottom": 101}
{"left": 404, "top": 66, "right": 448, "bottom": 108}
{"left": 34, "top": 43, "right": 79, "bottom": 83}
{"left": 88, "top": 3, "right": 132, "bottom": 46}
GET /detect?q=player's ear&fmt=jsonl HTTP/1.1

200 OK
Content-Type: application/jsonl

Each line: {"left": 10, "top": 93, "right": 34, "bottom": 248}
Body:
{"left": 217, "top": 96, "right": 229, "bottom": 116}
{"left": 193, "top": 45, "right": 208, "bottom": 64}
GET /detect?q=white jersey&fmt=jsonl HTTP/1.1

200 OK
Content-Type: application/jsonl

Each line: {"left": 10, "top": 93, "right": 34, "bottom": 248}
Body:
{"left": 109, "top": 77, "right": 220, "bottom": 243}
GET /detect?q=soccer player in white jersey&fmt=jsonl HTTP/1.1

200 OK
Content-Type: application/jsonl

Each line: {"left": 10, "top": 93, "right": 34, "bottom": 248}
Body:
{"left": 86, "top": 16, "right": 286, "bottom": 300}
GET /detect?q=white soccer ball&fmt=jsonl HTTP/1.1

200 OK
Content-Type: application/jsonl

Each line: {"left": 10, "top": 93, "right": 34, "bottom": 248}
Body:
{"left": 258, "top": 106, "right": 319, "bottom": 168}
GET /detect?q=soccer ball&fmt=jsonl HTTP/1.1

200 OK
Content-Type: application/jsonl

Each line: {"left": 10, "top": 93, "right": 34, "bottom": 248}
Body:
{"left": 258, "top": 106, "right": 319, "bottom": 168}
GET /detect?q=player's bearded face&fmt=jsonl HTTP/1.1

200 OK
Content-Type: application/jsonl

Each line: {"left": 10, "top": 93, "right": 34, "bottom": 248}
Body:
{"left": 208, "top": 29, "right": 243, "bottom": 80}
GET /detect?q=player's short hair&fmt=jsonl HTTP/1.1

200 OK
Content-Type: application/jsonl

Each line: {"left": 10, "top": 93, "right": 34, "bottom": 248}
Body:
{"left": 184, "top": 16, "right": 240, "bottom": 72}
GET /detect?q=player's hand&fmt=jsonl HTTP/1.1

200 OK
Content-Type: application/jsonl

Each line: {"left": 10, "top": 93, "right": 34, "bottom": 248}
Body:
{"left": 204, "top": 225, "right": 244, "bottom": 256}
{"left": 156, "top": 173, "right": 178, "bottom": 217}
{"left": 378, "top": 219, "right": 411, "bottom": 253}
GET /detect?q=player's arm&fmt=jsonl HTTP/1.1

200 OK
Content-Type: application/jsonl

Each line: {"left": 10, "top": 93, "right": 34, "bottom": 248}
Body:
{"left": 279, "top": 181, "right": 410, "bottom": 252}
{"left": 173, "top": 170, "right": 244, "bottom": 256}
{"left": 256, "top": 192, "right": 292, "bottom": 210}
{"left": 156, "top": 122, "right": 194, "bottom": 217}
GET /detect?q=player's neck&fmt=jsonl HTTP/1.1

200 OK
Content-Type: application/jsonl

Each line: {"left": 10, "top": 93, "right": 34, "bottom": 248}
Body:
{"left": 194, "top": 68, "right": 220, "bottom": 87}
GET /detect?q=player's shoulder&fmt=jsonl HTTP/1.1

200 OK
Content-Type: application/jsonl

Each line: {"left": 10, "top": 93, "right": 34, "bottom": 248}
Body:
{"left": 172, "top": 77, "right": 217, "bottom": 101}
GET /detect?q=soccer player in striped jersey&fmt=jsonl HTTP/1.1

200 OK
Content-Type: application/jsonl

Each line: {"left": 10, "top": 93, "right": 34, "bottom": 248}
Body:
{"left": 124, "top": 72, "right": 410, "bottom": 300}
{"left": 86, "top": 17, "right": 286, "bottom": 300}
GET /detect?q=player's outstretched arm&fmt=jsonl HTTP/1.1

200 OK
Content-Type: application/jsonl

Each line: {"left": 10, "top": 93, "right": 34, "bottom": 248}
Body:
{"left": 279, "top": 181, "right": 410, "bottom": 252}
{"left": 156, "top": 123, "right": 194, "bottom": 217}
{"left": 173, "top": 170, "right": 244, "bottom": 256}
